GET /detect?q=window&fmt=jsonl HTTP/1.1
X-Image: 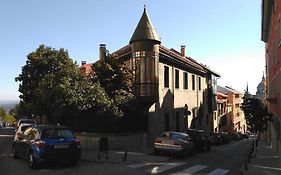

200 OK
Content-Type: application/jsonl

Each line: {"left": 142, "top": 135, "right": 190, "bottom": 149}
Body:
{"left": 198, "top": 77, "right": 201, "bottom": 91}
{"left": 175, "top": 69, "right": 179, "bottom": 89}
{"left": 192, "top": 75, "right": 195, "bottom": 90}
{"left": 183, "top": 72, "right": 188, "bottom": 89}
{"left": 164, "top": 66, "right": 169, "bottom": 88}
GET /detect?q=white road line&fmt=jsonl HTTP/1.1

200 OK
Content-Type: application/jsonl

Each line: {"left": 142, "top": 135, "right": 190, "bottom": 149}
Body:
{"left": 171, "top": 164, "right": 207, "bottom": 175}
{"left": 207, "top": 168, "right": 229, "bottom": 175}
{"left": 127, "top": 162, "right": 169, "bottom": 169}
{"left": 149, "top": 162, "right": 186, "bottom": 174}
{"left": 0, "top": 135, "right": 14, "bottom": 138}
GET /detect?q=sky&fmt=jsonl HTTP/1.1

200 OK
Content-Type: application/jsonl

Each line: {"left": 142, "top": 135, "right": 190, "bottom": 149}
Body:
{"left": 0, "top": 0, "right": 265, "bottom": 101}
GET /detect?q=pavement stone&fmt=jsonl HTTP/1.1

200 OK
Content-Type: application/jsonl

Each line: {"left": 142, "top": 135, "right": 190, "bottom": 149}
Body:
{"left": 242, "top": 139, "right": 281, "bottom": 175}
{"left": 80, "top": 148, "right": 170, "bottom": 165}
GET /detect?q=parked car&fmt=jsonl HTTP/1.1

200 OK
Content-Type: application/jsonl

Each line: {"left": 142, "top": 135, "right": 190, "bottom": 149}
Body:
{"left": 230, "top": 132, "right": 241, "bottom": 140}
{"left": 12, "top": 125, "right": 81, "bottom": 168}
{"left": 154, "top": 131, "right": 194, "bottom": 157}
{"left": 240, "top": 132, "right": 249, "bottom": 139}
{"left": 220, "top": 132, "right": 231, "bottom": 144}
{"left": 14, "top": 123, "right": 35, "bottom": 141}
{"left": 206, "top": 132, "right": 223, "bottom": 145}
{"left": 16, "top": 119, "right": 36, "bottom": 131}
{"left": 186, "top": 129, "right": 211, "bottom": 151}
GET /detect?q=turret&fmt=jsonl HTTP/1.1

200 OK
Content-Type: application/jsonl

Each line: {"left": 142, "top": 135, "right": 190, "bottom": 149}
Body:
{"left": 129, "top": 7, "right": 161, "bottom": 105}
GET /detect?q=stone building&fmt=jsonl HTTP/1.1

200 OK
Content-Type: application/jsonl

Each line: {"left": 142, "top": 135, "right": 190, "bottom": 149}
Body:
{"left": 261, "top": 0, "right": 281, "bottom": 155}
{"left": 111, "top": 8, "right": 220, "bottom": 146}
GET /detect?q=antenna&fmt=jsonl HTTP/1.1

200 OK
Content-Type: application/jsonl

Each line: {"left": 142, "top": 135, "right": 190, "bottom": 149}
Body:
{"left": 144, "top": 0, "right": 146, "bottom": 9}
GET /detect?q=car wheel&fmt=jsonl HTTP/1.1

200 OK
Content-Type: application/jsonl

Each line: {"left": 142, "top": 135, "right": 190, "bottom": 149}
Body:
{"left": 28, "top": 153, "right": 37, "bottom": 169}
{"left": 12, "top": 146, "right": 18, "bottom": 159}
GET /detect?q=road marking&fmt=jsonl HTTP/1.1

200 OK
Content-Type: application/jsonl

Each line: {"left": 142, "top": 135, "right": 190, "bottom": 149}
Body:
{"left": 149, "top": 162, "right": 185, "bottom": 174}
{"left": 207, "top": 168, "right": 229, "bottom": 175}
{"left": 0, "top": 135, "right": 14, "bottom": 138}
{"left": 251, "top": 165, "right": 281, "bottom": 171}
{"left": 171, "top": 164, "right": 207, "bottom": 175}
{"left": 127, "top": 162, "right": 168, "bottom": 168}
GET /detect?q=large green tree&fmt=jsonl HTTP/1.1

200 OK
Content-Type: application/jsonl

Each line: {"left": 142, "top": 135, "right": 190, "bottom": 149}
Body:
{"left": 241, "top": 95, "right": 272, "bottom": 133}
{"left": 0, "top": 107, "right": 6, "bottom": 119}
{"left": 16, "top": 45, "right": 111, "bottom": 122}
{"left": 92, "top": 54, "right": 135, "bottom": 114}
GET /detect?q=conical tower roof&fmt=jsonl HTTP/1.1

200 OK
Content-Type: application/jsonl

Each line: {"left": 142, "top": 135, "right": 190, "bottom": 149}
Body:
{"left": 129, "top": 7, "right": 160, "bottom": 44}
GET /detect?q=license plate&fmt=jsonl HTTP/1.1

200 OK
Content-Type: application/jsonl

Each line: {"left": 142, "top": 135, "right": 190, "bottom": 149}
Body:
{"left": 54, "top": 144, "right": 69, "bottom": 149}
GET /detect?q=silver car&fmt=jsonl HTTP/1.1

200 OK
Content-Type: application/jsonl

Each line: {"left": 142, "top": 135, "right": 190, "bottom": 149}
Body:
{"left": 154, "top": 131, "right": 194, "bottom": 157}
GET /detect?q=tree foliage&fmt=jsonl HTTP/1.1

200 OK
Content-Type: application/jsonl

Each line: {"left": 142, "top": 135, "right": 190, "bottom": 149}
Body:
{"left": 0, "top": 107, "right": 6, "bottom": 119}
{"left": 92, "top": 54, "right": 135, "bottom": 114}
{"left": 241, "top": 95, "right": 272, "bottom": 133}
{"left": 15, "top": 45, "right": 112, "bottom": 120}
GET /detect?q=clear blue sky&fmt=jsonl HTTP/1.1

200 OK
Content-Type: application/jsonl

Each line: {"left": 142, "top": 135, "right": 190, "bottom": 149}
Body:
{"left": 0, "top": 0, "right": 265, "bottom": 101}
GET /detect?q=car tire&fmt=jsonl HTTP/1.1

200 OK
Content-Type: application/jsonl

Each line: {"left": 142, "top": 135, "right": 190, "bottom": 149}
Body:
{"left": 12, "top": 146, "right": 18, "bottom": 159}
{"left": 28, "top": 152, "right": 37, "bottom": 169}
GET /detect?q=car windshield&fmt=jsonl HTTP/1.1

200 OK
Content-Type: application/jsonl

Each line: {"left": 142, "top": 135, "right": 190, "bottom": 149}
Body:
{"left": 42, "top": 129, "right": 75, "bottom": 138}
{"left": 171, "top": 133, "right": 187, "bottom": 140}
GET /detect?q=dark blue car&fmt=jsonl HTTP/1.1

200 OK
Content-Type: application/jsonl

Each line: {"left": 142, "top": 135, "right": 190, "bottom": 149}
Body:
{"left": 12, "top": 125, "right": 81, "bottom": 168}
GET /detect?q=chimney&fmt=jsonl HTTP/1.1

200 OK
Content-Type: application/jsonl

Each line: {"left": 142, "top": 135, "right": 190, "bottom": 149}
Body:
{"left": 181, "top": 45, "right": 186, "bottom": 57}
{"left": 99, "top": 43, "right": 106, "bottom": 61}
{"left": 81, "top": 61, "right": 86, "bottom": 65}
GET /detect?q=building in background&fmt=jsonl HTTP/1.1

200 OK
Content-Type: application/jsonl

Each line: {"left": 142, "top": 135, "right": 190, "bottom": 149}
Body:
{"left": 261, "top": 0, "right": 281, "bottom": 155}
{"left": 255, "top": 74, "right": 266, "bottom": 103}
{"left": 214, "top": 92, "right": 229, "bottom": 133}
{"left": 217, "top": 86, "right": 247, "bottom": 134}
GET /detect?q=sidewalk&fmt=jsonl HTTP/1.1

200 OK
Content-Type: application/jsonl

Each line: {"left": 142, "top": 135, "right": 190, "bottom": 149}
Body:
{"left": 80, "top": 148, "right": 170, "bottom": 165}
{"left": 243, "top": 139, "right": 281, "bottom": 175}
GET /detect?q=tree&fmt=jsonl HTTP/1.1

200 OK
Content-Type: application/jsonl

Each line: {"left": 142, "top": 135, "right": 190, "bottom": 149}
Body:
{"left": 92, "top": 54, "right": 135, "bottom": 115}
{"left": 241, "top": 95, "right": 272, "bottom": 133}
{"left": 0, "top": 107, "right": 6, "bottom": 119}
{"left": 15, "top": 45, "right": 112, "bottom": 122}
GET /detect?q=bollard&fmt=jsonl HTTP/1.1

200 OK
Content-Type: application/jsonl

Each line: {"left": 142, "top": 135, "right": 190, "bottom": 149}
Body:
{"left": 123, "top": 150, "right": 128, "bottom": 162}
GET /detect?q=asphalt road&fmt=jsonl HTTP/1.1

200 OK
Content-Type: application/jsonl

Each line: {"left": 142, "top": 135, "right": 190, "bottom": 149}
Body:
{"left": 0, "top": 127, "right": 252, "bottom": 175}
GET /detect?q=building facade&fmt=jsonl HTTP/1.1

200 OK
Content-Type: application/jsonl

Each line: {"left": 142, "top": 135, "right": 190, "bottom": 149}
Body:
{"left": 113, "top": 8, "right": 220, "bottom": 146}
{"left": 214, "top": 92, "right": 229, "bottom": 133}
{"left": 261, "top": 0, "right": 281, "bottom": 155}
{"left": 217, "top": 86, "right": 247, "bottom": 134}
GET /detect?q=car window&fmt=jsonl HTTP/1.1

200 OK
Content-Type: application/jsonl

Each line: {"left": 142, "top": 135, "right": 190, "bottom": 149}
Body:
{"left": 160, "top": 132, "right": 171, "bottom": 138}
{"left": 42, "top": 129, "right": 75, "bottom": 138}
{"left": 171, "top": 133, "right": 188, "bottom": 141}
{"left": 20, "top": 125, "right": 31, "bottom": 133}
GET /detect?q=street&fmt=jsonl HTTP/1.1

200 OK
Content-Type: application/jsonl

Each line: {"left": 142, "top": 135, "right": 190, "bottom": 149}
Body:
{"left": 0, "top": 127, "right": 252, "bottom": 175}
